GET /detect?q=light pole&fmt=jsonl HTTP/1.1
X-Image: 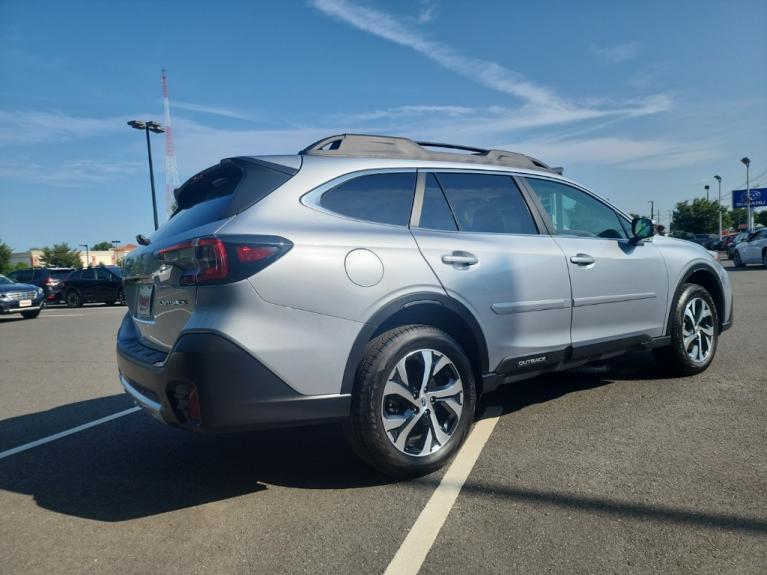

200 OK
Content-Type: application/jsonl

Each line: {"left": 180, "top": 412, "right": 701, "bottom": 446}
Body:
{"left": 714, "top": 175, "right": 722, "bottom": 239}
{"left": 648, "top": 200, "right": 654, "bottom": 221}
{"left": 666, "top": 209, "right": 673, "bottom": 234}
{"left": 111, "top": 240, "right": 121, "bottom": 265}
{"left": 741, "top": 157, "right": 751, "bottom": 230}
{"left": 704, "top": 184, "right": 710, "bottom": 202}
{"left": 79, "top": 244, "right": 89, "bottom": 268}
{"left": 128, "top": 120, "right": 165, "bottom": 231}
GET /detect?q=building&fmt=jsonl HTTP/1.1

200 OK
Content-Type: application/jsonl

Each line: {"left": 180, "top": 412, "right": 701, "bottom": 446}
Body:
{"left": 9, "top": 243, "right": 137, "bottom": 268}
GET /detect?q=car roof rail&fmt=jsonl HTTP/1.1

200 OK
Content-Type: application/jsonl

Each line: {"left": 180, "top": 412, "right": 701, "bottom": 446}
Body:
{"left": 299, "top": 133, "right": 563, "bottom": 174}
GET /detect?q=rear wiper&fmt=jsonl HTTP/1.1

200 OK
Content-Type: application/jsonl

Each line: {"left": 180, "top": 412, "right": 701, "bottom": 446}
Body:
{"left": 136, "top": 234, "right": 151, "bottom": 246}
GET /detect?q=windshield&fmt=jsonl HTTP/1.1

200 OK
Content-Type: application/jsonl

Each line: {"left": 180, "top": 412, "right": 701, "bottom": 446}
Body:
{"left": 0, "top": 275, "right": 11, "bottom": 285}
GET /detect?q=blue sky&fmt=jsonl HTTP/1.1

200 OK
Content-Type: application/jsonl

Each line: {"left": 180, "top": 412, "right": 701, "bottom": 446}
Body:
{"left": 1, "top": 0, "right": 765, "bottom": 251}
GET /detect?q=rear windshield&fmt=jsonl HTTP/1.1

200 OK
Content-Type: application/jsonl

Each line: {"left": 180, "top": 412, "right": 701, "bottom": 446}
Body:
{"left": 152, "top": 158, "right": 297, "bottom": 241}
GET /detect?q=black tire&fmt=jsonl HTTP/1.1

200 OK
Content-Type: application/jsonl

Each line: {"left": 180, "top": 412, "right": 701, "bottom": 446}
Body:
{"left": 65, "top": 290, "right": 82, "bottom": 308}
{"left": 733, "top": 251, "right": 744, "bottom": 267}
{"left": 21, "top": 310, "right": 40, "bottom": 319}
{"left": 653, "top": 283, "right": 719, "bottom": 376}
{"left": 345, "top": 325, "right": 477, "bottom": 478}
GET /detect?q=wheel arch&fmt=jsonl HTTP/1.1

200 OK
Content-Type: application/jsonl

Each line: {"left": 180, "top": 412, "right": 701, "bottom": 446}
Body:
{"left": 669, "top": 264, "right": 725, "bottom": 333}
{"left": 341, "top": 293, "right": 489, "bottom": 396}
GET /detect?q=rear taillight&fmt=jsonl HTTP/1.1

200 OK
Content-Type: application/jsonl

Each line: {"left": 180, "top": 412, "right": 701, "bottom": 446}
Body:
{"left": 154, "top": 235, "right": 291, "bottom": 286}
{"left": 44, "top": 278, "right": 59, "bottom": 286}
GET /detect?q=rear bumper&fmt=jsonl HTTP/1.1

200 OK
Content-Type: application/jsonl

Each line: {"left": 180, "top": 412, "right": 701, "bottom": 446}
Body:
{"left": 116, "top": 314, "right": 351, "bottom": 432}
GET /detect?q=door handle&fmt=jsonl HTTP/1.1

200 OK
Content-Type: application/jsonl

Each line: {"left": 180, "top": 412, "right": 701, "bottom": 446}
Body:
{"left": 570, "top": 253, "right": 595, "bottom": 266}
{"left": 441, "top": 251, "right": 479, "bottom": 267}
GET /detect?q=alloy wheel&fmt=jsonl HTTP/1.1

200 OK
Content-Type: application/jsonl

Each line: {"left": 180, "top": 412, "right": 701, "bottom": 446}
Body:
{"left": 682, "top": 297, "right": 715, "bottom": 364}
{"left": 380, "top": 349, "right": 464, "bottom": 457}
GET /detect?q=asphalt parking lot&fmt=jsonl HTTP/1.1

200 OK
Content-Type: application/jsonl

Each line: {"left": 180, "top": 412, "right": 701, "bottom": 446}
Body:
{"left": 0, "top": 262, "right": 765, "bottom": 575}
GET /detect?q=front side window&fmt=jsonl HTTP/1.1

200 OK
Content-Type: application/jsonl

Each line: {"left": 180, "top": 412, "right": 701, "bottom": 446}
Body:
{"left": 81, "top": 268, "right": 96, "bottom": 280}
{"left": 320, "top": 172, "right": 417, "bottom": 226}
{"left": 525, "top": 178, "right": 627, "bottom": 239}
{"left": 435, "top": 172, "right": 538, "bottom": 234}
{"left": 96, "top": 268, "right": 111, "bottom": 280}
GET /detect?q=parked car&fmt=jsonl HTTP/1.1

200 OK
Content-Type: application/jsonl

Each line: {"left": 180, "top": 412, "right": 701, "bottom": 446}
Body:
{"left": 727, "top": 230, "right": 753, "bottom": 259}
{"left": 6, "top": 267, "right": 75, "bottom": 303}
{"left": 719, "top": 233, "right": 738, "bottom": 253}
{"left": 0, "top": 274, "right": 45, "bottom": 319}
{"left": 733, "top": 228, "right": 767, "bottom": 267}
{"left": 116, "top": 134, "right": 734, "bottom": 477}
{"left": 61, "top": 266, "right": 125, "bottom": 307}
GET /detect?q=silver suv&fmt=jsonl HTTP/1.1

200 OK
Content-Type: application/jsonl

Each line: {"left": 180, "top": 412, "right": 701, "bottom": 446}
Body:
{"left": 117, "top": 134, "right": 733, "bottom": 477}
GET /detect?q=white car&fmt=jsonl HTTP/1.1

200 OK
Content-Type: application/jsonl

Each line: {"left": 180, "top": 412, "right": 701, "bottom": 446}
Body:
{"left": 734, "top": 227, "right": 767, "bottom": 267}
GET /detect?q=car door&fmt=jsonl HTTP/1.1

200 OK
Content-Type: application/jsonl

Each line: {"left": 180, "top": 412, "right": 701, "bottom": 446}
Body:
{"left": 743, "top": 229, "right": 767, "bottom": 263}
{"left": 522, "top": 177, "right": 668, "bottom": 354}
{"left": 79, "top": 268, "right": 97, "bottom": 300}
{"left": 410, "top": 171, "right": 573, "bottom": 374}
{"left": 95, "top": 267, "right": 116, "bottom": 300}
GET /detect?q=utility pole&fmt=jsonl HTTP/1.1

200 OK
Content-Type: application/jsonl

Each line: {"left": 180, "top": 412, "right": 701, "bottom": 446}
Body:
{"left": 741, "top": 157, "right": 751, "bottom": 230}
{"left": 714, "top": 175, "right": 722, "bottom": 239}
{"left": 648, "top": 200, "right": 654, "bottom": 221}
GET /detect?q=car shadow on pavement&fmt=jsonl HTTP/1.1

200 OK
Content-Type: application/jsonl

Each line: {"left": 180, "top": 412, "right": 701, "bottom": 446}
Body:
{"left": 0, "top": 350, "right": 671, "bottom": 523}
{"left": 0, "top": 394, "right": 393, "bottom": 521}
{"left": 481, "top": 349, "right": 663, "bottom": 417}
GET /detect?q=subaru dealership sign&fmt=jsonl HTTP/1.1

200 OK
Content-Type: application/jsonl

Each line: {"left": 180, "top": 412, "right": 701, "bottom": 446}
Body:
{"left": 732, "top": 188, "right": 767, "bottom": 209}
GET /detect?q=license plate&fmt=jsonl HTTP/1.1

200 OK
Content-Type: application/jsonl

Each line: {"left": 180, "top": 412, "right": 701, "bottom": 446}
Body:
{"left": 19, "top": 299, "right": 32, "bottom": 308}
{"left": 136, "top": 284, "right": 153, "bottom": 317}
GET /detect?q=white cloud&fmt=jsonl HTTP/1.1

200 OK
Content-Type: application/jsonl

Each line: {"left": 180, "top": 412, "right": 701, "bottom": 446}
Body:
{"left": 0, "top": 159, "right": 142, "bottom": 187}
{"left": 416, "top": 0, "right": 437, "bottom": 23}
{"left": 172, "top": 101, "right": 258, "bottom": 121}
{"left": 310, "top": 0, "right": 563, "bottom": 108}
{"left": 591, "top": 42, "right": 641, "bottom": 63}
{"left": 0, "top": 111, "right": 130, "bottom": 145}
{"left": 310, "top": 0, "right": 666, "bottom": 128}
{"left": 509, "top": 136, "right": 724, "bottom": 170}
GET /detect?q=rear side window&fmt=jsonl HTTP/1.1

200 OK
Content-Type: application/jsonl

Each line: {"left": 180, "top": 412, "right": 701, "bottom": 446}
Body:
{"left": 320, "top": 172, "right": 416, "bottom": 226}
{"left": 435, "top": 173, "right": 538, "bottom": 234}
{"left": 82, "top": 269, "right": 96, "bottom": 280}
{"left": 50, "top": 270, "right": 72, "bottom": 279}
{"left": 525, "top": 178, "right": 627, "bottom": 239}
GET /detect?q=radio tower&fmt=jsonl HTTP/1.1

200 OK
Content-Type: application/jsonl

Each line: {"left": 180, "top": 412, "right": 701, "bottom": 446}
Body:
{"left": 161, "top": 68, "right": 180, "bottom": 218}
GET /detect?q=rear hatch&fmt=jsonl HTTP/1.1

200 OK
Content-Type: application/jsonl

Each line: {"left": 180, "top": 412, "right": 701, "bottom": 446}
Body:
{"left": 122, "top": 157, "right": 299, "bottom": 352}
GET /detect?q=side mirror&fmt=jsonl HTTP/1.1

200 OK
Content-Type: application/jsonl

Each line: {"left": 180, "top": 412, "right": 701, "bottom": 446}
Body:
{"left": 631, "top": 217, "right": 654, "bottom": 241}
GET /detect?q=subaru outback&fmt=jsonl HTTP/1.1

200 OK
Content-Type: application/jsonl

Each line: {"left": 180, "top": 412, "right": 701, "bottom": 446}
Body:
{"left": 117, "top": 134, "right": 733, "bottom": 477}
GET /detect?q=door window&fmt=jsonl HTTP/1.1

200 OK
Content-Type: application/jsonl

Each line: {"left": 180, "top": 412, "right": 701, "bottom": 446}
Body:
{"left": 525, "top": 178, "right": 627, "bottom": 239}
{"left": 320, "top": 172, "right": 416, "bottom": 226}
{"left": 96, "top": 268, "right": 112, "bottom": 280}
{"left": 418, "top": 174, "right": 458, "bottom": 231}
{"left": 435, "top": 173, "right": 538, "bottom": 234}
{"left": 81, "top": 268, "right": 96, "bottom": 280}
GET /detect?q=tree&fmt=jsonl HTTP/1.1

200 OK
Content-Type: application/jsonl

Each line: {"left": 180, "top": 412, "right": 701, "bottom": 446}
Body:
{"left": 0, "top": 239, "right": 11, "bottom": 274}
{"left": 755, "top": 210, "right": 767, "bottom": 227}
{"left": 729, "top": 208, "right": 748, "bottom": 230}
{"left": 39, "top": 243, "right": 82, "bottom": 268}
{"left": 671, "top": 199, "right": 730, "bottom": 235}
{"left": 91, "top": 241, "right": 114, "bottom": 251}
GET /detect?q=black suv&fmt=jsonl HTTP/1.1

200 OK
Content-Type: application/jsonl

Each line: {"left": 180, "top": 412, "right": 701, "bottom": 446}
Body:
{"left": 62, "top": 266, "right": 125, "bottom": 307}
{"left": 6, "top": 267, "right": 74, "bottom": 303}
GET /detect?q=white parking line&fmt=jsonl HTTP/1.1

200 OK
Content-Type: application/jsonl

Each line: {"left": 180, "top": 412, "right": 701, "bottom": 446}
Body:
{"left": 0, "top": 407, "right": 141, "bottom": 460}
{"left": 384, "top": 406, "right": 503, "bottom": 575}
